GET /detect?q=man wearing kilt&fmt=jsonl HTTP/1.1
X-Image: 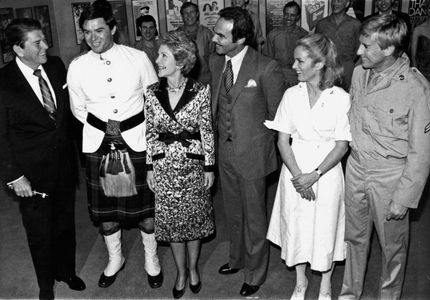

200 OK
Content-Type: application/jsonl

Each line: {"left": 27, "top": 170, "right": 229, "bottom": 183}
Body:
{"left": 67, "top": 0, "right": 163, "bottom": 289}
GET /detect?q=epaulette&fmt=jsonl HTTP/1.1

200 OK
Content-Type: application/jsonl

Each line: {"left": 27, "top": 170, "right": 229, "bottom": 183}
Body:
{"left": 410, "top": 67, "right": 430, "bottom": 89}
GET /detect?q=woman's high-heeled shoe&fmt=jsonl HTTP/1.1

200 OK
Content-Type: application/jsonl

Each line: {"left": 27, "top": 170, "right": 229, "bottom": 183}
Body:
{"left": 189, "top": 267, "right": 201, "bottom": 294}
{"left": 190, "top": 280, "right": 202, "bottom": 294}
{"left": 172, "top": 285, "right": 186, "bottom": 299}
{"left": 172, "top": 273, "right": 187, "bottom": 299}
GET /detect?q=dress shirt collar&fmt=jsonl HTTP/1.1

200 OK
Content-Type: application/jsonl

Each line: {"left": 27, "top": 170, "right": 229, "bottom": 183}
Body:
{"left": 16, "top": 56, "right": 46, "bottom": 78}
{"left": 225, "top": 46, "right": 248, "bottom": 83}
{"left": 89, "top": 43, "right": 118, "bottom": 61}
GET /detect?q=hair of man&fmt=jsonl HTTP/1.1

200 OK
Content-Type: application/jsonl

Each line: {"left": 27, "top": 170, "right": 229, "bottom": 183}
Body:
{"left": 284, "top": 1, "right": 301, "bottom": 16}
{"left": 6, "top": 18, "right": 42, "bottom": 48}
{"left": 137, "top": 14, "right": 158, "bottom": 36}
{"left": 180, "top": 2, "right": 199, "bottom": 15}
{"left": 79, "top": 0, "right": 116, "bottom": 30}
{"left": 360, "top": 14, "right": 407, "bottom": 58}
{"left": 218, "top": 7, "right": 254, "bottom": 46}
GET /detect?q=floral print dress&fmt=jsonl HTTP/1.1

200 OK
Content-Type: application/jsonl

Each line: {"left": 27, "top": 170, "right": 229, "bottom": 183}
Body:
{"left": 145, "top": 78, "right": 215, "bottom": 242}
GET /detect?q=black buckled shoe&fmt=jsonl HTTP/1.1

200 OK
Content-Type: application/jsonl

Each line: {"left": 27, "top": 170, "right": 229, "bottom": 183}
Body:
{"left": 55, "top": 275, "right": 86, "bottom": 291}
{"left": 148, "top": 271, "right": 163, "bottom": 288}
{"left": 218, "top": 263, "right": 240, "bottom": 275}
{"left": 239, "top": 283, "right": 260, "bottom": 297}
{"left": 98, "top": 263, "right": 125, "bottom": 288}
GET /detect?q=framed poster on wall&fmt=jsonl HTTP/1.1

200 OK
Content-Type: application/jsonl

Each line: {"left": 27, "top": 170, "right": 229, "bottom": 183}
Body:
{"left": 301, "top": 0, "right": 328, "bottom": 31}
{"left": 109, "top": 1, "right": 129, "bottom": 39}
{"left": 198, "top": 0, "right": 224, "bottom": 29}
{"left": 265, "top": 0, "right": 288, "bottom": 34}
{"left": 34, "top": 5, "right": 53, "bottom": 48}
{"left": 16, "top": 7, "right": 34, "bottom": 19}
{"left": 0, "top": 7, "right": 14, "bottom": 64}
{"left": 132, "top": 0, "right": 159, "bottom": 41}
{"left": 165, "top": 0, "right": 189, "bottom": 31}
{"left": 72, "top": 2, "right": 91, "bottom": 45}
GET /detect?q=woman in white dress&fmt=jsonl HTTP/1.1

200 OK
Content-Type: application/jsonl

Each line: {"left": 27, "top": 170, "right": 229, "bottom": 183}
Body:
{"left": 266, "top": 34, "right": 351, "bottom": 300}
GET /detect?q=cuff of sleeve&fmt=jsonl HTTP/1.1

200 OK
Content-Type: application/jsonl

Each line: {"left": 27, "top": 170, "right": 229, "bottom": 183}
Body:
{"left": 204, "top": 165, "right": 215, "bottom": 172}
{"left": 7, "top": 175, "right": 25, "bottom": 186}
{"left": 146, "top": 164, "right": 153, "bottom": 171}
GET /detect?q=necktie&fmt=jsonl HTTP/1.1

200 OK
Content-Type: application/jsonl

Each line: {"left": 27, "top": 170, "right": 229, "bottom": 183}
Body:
{"left": 33, "top": 69, "right": 56, "bottom": 120}
{"left": 223, "top": 60, "right": 233, "bottom": 93}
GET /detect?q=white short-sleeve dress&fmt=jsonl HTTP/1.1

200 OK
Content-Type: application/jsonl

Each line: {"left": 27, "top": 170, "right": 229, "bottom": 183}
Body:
{"left": 266, "top": 82, "right": 351, "bottom": 272}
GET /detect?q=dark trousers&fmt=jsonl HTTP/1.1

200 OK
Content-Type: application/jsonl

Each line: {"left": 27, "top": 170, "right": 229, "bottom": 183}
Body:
{"left": 19, "top": 185, "right": 76, "bottom": 291}
{"left": 218, "top": 140, "right": 269, "bottom": 286}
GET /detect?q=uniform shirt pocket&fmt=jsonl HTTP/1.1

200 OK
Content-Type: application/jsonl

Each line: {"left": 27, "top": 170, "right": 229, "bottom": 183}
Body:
{"left": 370, "top": 105, "right": 408, "bottom": 140}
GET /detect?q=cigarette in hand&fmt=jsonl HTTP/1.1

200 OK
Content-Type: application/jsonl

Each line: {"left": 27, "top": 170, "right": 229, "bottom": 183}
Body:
{"left": 33, "top": 191, "right": 49, "bottom": 198}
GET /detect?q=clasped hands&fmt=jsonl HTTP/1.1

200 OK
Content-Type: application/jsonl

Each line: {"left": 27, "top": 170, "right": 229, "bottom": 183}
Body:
{"left": 291, "top": 172, "right": 319, "bottom": 201}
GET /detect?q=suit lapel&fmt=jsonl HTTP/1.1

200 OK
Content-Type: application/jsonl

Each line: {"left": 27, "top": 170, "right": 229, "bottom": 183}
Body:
{"left": 230, "top": 48, "right": 257, "bottom": 107}
{"left": 44, "top": 60, "right": 64, "bottom": 125}
{"left": 8, "top": 61, "right": 55, "bottom": 125}
{"left": 211, "top": 54, "right": 225, "bottom": 119}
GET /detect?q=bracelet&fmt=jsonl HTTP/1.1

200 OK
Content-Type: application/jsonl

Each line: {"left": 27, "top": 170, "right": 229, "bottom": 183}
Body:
{"left": 314, "top": 168, "right": 323, "bottom": 177}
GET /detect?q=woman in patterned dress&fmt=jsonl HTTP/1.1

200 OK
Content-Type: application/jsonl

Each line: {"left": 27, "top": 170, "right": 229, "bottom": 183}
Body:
{"left": 145, "top": 31, "right": 215, "bottom": 298}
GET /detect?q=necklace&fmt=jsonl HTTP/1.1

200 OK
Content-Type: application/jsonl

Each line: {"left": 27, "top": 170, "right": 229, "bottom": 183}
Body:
{"left": 167, "top": 78, "right": 187, "bottom": 93}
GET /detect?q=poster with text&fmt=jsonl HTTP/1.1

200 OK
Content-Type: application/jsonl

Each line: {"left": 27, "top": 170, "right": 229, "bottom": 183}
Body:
{"left": 109, "top": 1, "right": 129, "bottom": 38}
{"left": 165, "top": 0, "right": 188, "bottom": 31}
{"left": 266, "top": 0, "right": 287, "bottom": 34}
{"left": 408, "top": 0, "right": 429, "bottom": 27}
{"left": 199, "top": 0, "right": 223, "bottom": 29}
{"left": 0, "top": 8, "right": 14, "bottom": 63}
{"left": 72, "top": 2, "right": 91, "bottom": 44}
{"left": 34, "top": 6, "right": 53, "bottom": 48}
{"left": 132, "top": 0, "right": 159, "bottom": 41}
{"left": 301, "top": 0, "right": 328, "bottom": 31}
{"left": 16, "top": 7, "right": 34, "bottom": 19}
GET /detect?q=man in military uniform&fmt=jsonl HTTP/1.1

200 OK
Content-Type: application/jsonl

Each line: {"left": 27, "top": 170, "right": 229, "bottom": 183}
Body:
{"left": 340, "top": 14, "right": 430, "bottom": 300}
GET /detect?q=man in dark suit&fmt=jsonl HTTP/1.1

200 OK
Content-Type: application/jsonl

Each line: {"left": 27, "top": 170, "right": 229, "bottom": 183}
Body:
{"left": 209, "top": 7, "right": 285, "bottom": 297}
{"left": 0, "top": 19, "right": 85, "bottom": 300}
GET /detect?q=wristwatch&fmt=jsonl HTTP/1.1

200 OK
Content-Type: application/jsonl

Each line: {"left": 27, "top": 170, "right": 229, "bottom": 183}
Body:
{"left": 314, "top": 168, "right": 323, "bottom": 177}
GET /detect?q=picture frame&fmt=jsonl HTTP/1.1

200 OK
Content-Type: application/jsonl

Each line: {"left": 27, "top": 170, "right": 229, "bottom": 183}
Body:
{"left": 108, "top": 0, "right": 129, "bottom": 39}
{"left": 34, "top": 5, "right": 53, "bottom": 48}
{"left": 165, "top": 0, "right": 189, "bottom": 32}
{"left": 198, "top": 0, "right": 224, "bottom": 29}
{"left": 72, "top": 2, "right": 91, "bottom": 45}
{"left": 15, "top": 7, "right": 34, "bottom": 19}
{"left": 132, "top": 0, "right": 160, "bottom": 41}
{"left": 0, "top": 7, "right": 14, "bottom": 64}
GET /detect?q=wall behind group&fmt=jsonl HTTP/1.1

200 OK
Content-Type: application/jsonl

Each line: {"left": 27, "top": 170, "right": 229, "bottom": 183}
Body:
{"left": 0, "top": 0, "right": 428, "bottom": 68}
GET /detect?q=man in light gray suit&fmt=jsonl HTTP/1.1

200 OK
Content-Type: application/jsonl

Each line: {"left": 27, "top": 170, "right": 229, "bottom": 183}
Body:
{"left": 209, "top": 7, "right": 286, "bottom": 297}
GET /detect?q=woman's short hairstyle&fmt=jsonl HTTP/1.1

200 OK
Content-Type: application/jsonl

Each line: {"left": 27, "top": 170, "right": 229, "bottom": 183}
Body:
{"left": 160, "top": 31, "right": 197, "bottom": 75}
{"left": 296, "top": 33, "right": 343, "bottom": 90}
{"left": 79, "top": 0, "right": 116, "bottom": 30}
{"left": 360, "top": 14, "right": 407, "bottom": 58}
{"left": 6, "top": 18, "right": 42, "bottom": 48}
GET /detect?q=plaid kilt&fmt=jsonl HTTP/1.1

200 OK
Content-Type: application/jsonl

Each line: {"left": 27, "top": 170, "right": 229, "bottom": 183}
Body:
{"left": 85, "top": 134, "right": 154, "bottom": 225}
